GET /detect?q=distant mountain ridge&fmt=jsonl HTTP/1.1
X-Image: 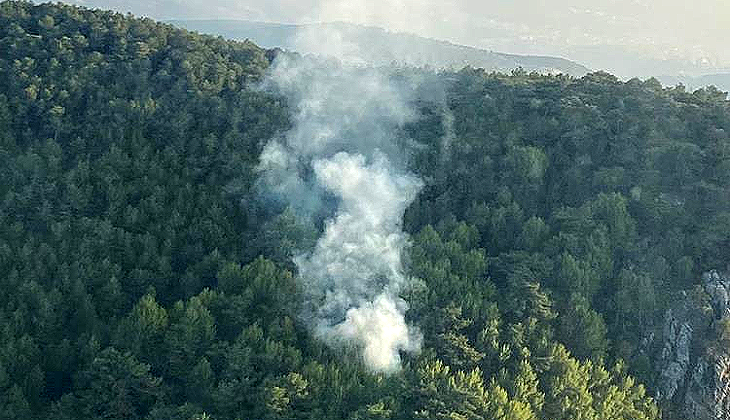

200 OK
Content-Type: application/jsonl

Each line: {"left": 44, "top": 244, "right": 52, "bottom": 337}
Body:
{"left": 658, "top": 73, "right": 730, "bottom": 93}
{"left": 168, "top": 19, "right": 591, "bottom": 76}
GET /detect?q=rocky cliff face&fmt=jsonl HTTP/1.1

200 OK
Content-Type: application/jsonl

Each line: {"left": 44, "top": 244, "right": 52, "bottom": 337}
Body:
{"left": 683, "top": 348, "right": 730, "bottom": 420}
{"left": 647, "top": 270, "right": 730, "bottom": 420}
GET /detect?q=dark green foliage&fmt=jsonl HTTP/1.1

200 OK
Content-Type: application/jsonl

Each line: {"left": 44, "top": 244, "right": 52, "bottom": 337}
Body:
{"left": 4, "top": 1, "right": 730, "bottom": 419}
{"left": 74, "top": 347, "right": 162, "bottom": 420}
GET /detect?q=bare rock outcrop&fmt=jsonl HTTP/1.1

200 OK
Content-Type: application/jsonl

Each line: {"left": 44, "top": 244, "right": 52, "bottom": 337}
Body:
{"left": 648, "top": 270, "right": 730, "bottom": 420}
{"left": 684, "top": 348, "right": 730, "bottom": 419}
{"left": 655, "top": 308, "right": 692, "bottom": 401}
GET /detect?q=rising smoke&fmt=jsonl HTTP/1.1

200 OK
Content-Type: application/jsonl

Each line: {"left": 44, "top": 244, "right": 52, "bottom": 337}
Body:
{"left": 256, "top": 37, "right": 424, "bottom": 372}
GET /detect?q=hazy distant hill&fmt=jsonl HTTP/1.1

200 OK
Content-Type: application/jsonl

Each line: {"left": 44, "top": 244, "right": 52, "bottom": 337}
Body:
{"left": 658, "top": 73, "right": 730, "bottom": 93}
{"left": 169, "top": 19, "right": 591, "bottom": 76}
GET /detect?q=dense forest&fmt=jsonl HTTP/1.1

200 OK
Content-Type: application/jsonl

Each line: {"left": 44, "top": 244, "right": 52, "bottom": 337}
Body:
{"left": 1, "top": 2, "right": 730, "bottom": 419}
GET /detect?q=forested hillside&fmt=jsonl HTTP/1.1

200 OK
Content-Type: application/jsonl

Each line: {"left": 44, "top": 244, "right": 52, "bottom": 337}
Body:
{"left": 1, "top": 2, "right": 729, "bottom": 420}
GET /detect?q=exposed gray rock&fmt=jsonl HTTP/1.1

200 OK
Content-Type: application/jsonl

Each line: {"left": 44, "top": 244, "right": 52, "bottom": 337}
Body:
{"left": 648, "top": 270, "right": 730, "bottom": 420}
{"left": 655, "top": 309, "right": 693, "bottom": 400}
{"left": 704, "top": 270, "right": 730, "bottom": 319}
{"left": 683, "top": 349, "right": 730, "bottom": 420}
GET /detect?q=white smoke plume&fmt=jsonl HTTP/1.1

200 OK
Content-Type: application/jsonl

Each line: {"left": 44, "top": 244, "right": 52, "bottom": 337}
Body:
{"left": 257, "top": 36, "right": 423, "bottom": 372}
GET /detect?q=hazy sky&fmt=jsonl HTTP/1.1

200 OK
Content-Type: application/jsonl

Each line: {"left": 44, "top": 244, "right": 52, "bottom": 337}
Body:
{"left": 67, "top": 0, "right": 730, "bottom": 70}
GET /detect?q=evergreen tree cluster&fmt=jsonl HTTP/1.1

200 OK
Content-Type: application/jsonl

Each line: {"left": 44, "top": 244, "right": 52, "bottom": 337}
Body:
{"left": 1, "top": 1, "right": 729, "bottom": 419}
